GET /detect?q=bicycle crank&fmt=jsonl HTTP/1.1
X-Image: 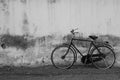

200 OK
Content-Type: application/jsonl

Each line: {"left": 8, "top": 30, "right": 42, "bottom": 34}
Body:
{"left": 81, "top": 54, "right": 105, "bottom": 64}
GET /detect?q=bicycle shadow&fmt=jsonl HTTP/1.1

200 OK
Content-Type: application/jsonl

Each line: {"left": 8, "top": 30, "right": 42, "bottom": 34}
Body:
{"left": 71, "top": 64, "right": 95, "bottom": 69}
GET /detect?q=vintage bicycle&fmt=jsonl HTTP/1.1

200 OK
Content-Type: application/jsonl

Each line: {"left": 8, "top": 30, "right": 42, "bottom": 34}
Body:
{"left": 51, "top": 28, "right": 116, "bottom": 70}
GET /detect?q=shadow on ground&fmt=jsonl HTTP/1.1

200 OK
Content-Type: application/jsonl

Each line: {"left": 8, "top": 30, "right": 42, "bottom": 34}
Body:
{"left": 0, "top": 64, "right": 119, "bottom": 76}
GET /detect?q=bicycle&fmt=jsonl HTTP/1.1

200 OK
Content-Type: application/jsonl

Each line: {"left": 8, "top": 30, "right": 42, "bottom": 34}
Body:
{"left": 51, "top": 28, "right": 116, "bottom": 70}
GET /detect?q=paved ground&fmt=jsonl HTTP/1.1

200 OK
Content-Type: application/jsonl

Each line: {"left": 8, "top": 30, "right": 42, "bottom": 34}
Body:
{"left": 0, "top": 65, "right": 120, "bottom": 80}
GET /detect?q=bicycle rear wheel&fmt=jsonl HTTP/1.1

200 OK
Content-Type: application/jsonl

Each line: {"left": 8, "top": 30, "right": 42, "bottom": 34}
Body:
{"left": 91, "top": 45, "right": 115, "bottom": 70}
{"left": 51, "top": 45, "right": 76, "bottom": 69}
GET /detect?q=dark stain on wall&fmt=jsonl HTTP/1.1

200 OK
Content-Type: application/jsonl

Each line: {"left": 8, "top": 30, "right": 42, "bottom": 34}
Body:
{"left": 23, "top": 17, "right": 28, "bottom": 25}
{"left": 0, "top": 0, "right": 6, "bottom": 5}
{"left": 20, "top": 0, "right": 27, "bottom": 4}
{"left": 48, "top": 0, "right": 56, "bottom": 4}
{"left": 0, "top": 0, "right": 9, "bottom": 12}
{"left": 0, "top": 34, "right": 35, "bottom": 50}
{"left": 0, "top": 0, "right": 8, "bottom": 8}
{"left": 22, "top": 12, "right": 29, "bottom": 35}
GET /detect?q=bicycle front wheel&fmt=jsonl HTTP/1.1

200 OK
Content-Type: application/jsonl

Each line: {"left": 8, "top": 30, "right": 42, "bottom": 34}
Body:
{"left": 91, "top": 46, "right": 115, "bottom": 70}
{"left": 51, "top": 45, "right": 76, "bottom": 69}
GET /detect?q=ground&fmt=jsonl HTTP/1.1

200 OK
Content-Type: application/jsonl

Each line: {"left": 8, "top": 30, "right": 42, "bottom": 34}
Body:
{"left": 0, "top": 65, "right": 120, "bottom": 80}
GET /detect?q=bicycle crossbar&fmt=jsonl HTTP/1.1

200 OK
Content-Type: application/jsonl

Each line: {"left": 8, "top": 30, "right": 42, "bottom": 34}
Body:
{"left": 72, "top": 38, "right": 92, "bottom": 42}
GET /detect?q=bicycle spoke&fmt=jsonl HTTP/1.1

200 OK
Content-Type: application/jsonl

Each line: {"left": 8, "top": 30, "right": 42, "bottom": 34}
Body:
{"left": 91, "top": 46, "right": 115, "bottom": 70}
{"left": 51, "top": 45, "right": 76, "bottom": 69}
{"left": 101, "top": 57, "right": 109, "bottom": 68}
{"left": 105, "top": 51, "right": 112, "bottom": 57}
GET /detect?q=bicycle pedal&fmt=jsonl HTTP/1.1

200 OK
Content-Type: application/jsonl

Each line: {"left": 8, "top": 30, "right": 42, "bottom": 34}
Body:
{"left": 81, "top": 55, "right": 92, "bottom": 64}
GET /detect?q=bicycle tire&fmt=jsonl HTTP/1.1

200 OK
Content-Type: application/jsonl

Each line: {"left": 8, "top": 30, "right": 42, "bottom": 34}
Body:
{"left": 51, "top": 44, "right": 76, "bottom": 69}
{"left": 90, "top": 45, "right": 116, "bottom": 70}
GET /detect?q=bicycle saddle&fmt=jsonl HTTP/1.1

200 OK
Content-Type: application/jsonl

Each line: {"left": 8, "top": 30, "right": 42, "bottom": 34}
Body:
{"left": 89, "top": 35, "right": 98, "bottom": 40}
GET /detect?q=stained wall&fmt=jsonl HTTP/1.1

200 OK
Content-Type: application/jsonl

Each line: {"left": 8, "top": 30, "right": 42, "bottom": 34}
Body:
{"left": 0, "top": 0, "right": 120, "bottom": 36}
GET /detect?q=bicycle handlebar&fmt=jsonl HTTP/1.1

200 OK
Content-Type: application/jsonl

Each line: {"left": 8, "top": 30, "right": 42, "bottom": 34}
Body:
{"left": 70, "top": 28, "right": 79, "bottom": 35}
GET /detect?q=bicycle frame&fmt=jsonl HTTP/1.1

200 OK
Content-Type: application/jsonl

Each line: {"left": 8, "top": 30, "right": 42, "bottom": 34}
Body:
{"left": 67, "top": 37, "right": 100, "bottom": 57}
